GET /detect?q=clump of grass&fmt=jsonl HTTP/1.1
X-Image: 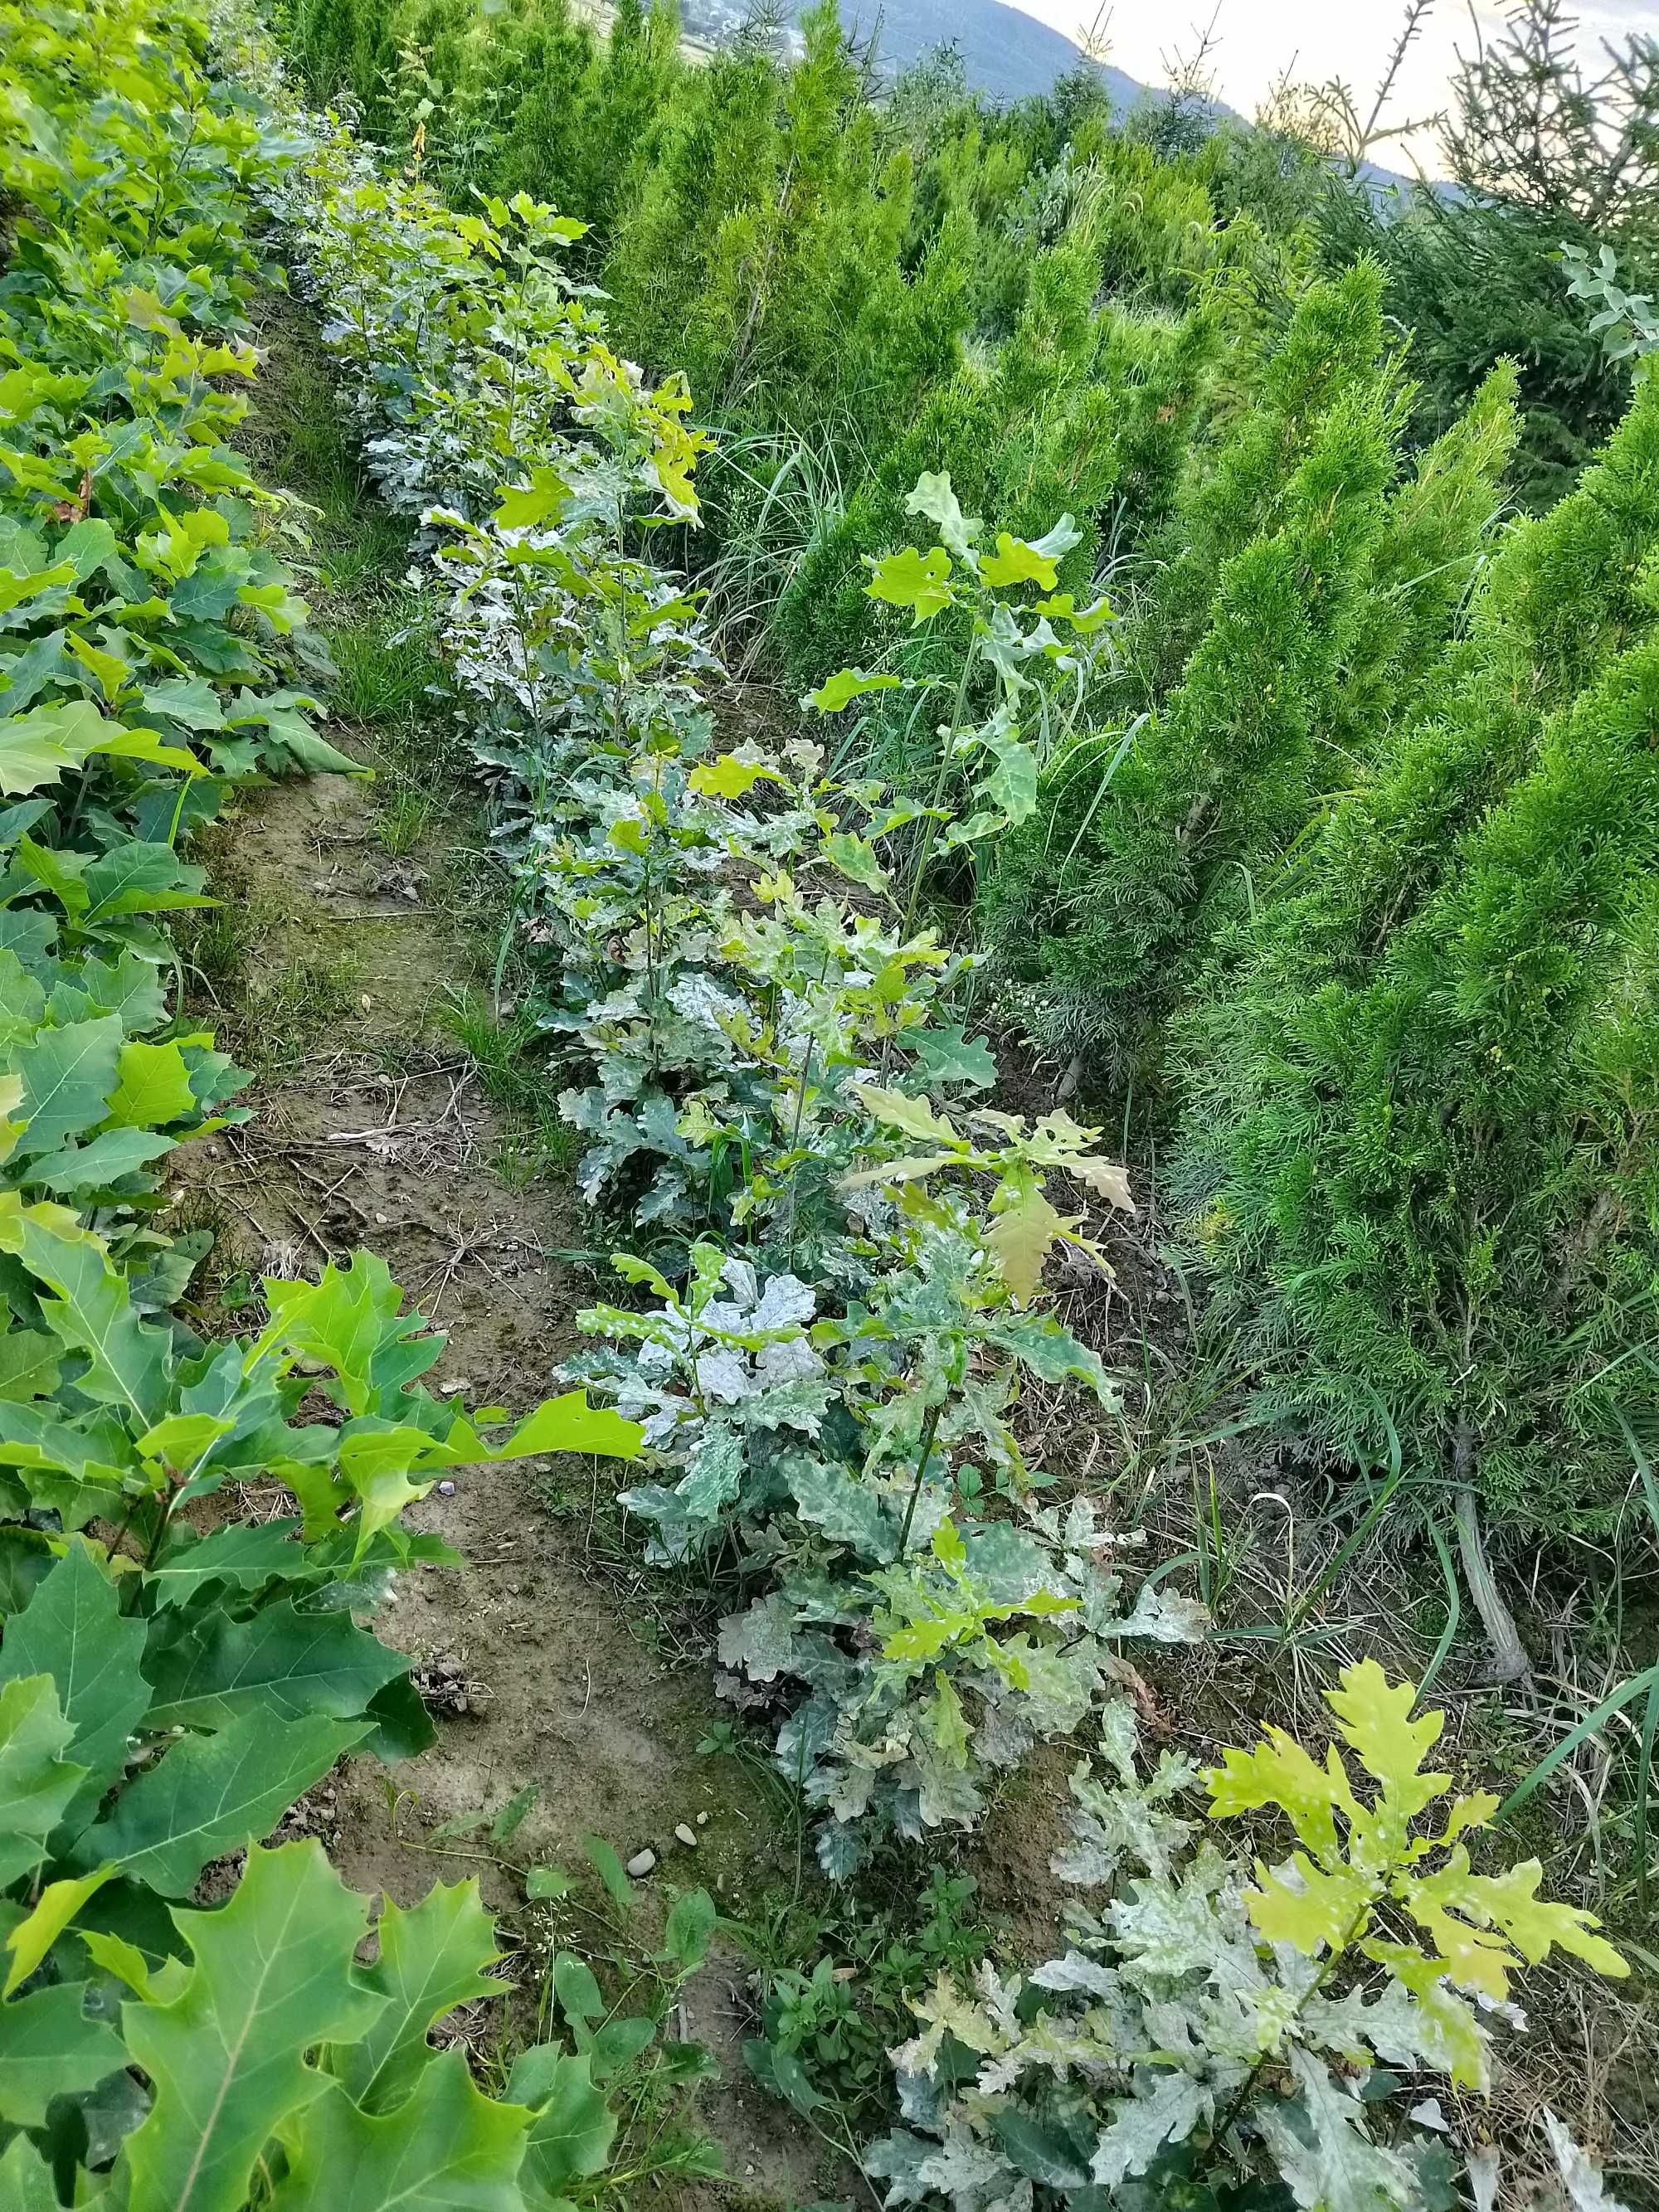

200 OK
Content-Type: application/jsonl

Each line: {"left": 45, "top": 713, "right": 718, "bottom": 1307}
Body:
{"left": 182, "top": 892, "right": 261, "bottom": 996}
{"left": 330, "top": 595, "right": 444, "bottom": 729}
{"left": 377, "top": 783, "right": 436, "bottom": 858}
{"left": 245, "top": 943, "right": 364, "bottom": 1071}
{"left": 445, "top": 987, "right": 574, "bottom": 1181}
{"left": 319, "top": 510, "right": 408, "bottom": 596}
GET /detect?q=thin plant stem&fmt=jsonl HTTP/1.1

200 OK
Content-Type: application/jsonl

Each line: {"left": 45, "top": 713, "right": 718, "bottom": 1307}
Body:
{"left": 899, "top": 626, "right": 980, "bottom": 946}
{"left": 898, "top": 1399, "right": 946, "bottom": 1554}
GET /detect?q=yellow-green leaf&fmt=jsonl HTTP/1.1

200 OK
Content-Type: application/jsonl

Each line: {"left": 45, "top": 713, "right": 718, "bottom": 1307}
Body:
{"left": 491, "top": 467, "right": 572, "bottom": 532}
{"left": 840, "top": 1150, "right": 959, "bottom": 1193}
{"left": 0, "top": 702, "right": 111, "bottom": 798}
{"left": 137, "top": 1413, "right": 236, "bottom": 1470}
{"left": 1247, "top": 1852, "right": 1372, "bottom": 1954}
{"left": 1036, "top": 591, "right": 1114, "bottom": 634}
{"left": 927, "top": 1674, "right": 971, "bottom": 1768}
{"left": 66, "top": 633, "right": 131, "bottom": 704}
{"left": 932, "top": 1518, "right": 966, "bottom": 1571}
{"left": 805, "top": 668, "right": 902, "bottom": 713}
{"left": 1206, "top": 1729, "right": 1343, "bottom": 1857}
{"left": 849, "top": 1084, "right": 961, "bottom": 1148}
{"left": 4, "top": 1867, "right": 114, "bottom": 1997}
{"left": 687, "top": 754, "right": 785, "bottom": 800}
{"left": 105, "top": 1038, "right": 197, "bottom": 1131}
{"left": 984, "top": 1188, "right": 1063, "bottom": 1303}
{"left": 1324, "top": 1659, "right": 1448, "bottom": 1819}
{"left": 95, "top": 723, "right": 204, "bottom": 778}
{"left": 976, "top": 532, "right": 1061, "bottom": 591}
{"left": 820, "top": 832, "right": 889, "bottom": 891}
{"left": 1415, "top": 1854, "right": 1628, "bottom": 1979}
{"left": 865, "top": 546, "right": 955, "bottom": 625}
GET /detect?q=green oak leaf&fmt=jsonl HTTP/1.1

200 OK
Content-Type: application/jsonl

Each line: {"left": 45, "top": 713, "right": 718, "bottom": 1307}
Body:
{"left": 0, "top": 1672, "right": 87, "bottom": 1885}
{"left": 76, "top": 1711, "right": 370, "bottom": 1894}
{"left": 492, "top": 467, "right": 572, "bottom": 532}
{"left": 804, "top": 668, "right": 902, "bottom": 713}
{"left": 12, "top": 1014, "right": 123, "bottom": 1157}
{"left": 105, "top": 1037, "right": 198, "bottom": 1130}
{"left": 140, "top": 1597, "right": 411, "bottom": 1733}
{"left": 820, "top": 831, "right": 889, "bottom": 890}
{"left": 0, "top": 1539, "right": 149, "bottom": 1817}
{"left": 687, "top": 754, "right": 785, "bottom": 800}
{"left": 909, "top": 1024, "right": 996, "bottom": 1091}
{"left": 120, "top": 1841, "right": 386, "bottom": 2212}
{"left": 0, "top": 1981, "right": 124, "bottom": 2127}
{"left": 508, "top": 2044, "right": 618, "bottom": 2199}
{"left": 270, "top": 2049, "right": 530, "bottom": 2210}
{"left": 976, "top": 532, "right": 1063, "bottom": 591}
{"left": 977, "top": 731, "right": 1038, "bottom": 824}
{"left": 864, "top": 546, "right": 955, "bottom": 624}
{"left": 331, "top": 1880, "right": 504, "bottom": 2113}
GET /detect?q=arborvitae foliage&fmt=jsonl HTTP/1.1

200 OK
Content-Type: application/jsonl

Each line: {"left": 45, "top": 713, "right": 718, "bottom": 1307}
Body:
{"left": 1329, "top": 360, "right": 1520, "bottom": 767}
{"left": 470, "top": 2, "right": 600, "bottom": 207}
{"left": 981, "top": 262, "right": 1467, "bottom": 1078}
{"left": 771, "top": 243, "right": 1212, "bottom": 696}
{"left": 565, "top": 0, "right": 679, "bottom": 239}
{"left": 769, "top": 143, "right": 1217, "bottom": 698}
{"left": 1133, "top": 260, "right": 1394, "bottom": 696}
{"left": 285, "top": 0, "right": 401, "bottom": 120}
{"left": 1170, "top": 367, "right": 1659, "bottom": 1530}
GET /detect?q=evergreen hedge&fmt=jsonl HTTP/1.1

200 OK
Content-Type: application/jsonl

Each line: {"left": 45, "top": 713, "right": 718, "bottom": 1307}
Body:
{"left": 1170, "top": 367, "right": 1659, "bottom": 1529}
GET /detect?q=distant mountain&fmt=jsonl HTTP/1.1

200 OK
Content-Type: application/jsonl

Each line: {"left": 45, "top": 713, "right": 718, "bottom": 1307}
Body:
{"left": 830, "top": 3, "right": 1423, "bottom": 189}
{"left": 675, "top": 0, "right": 1424, "bottom": 184}
{"left": 677, "top": 0, "right": 1148, "bottom": 105}
{"left": 834, "top": 0, "right": 1142, "bottom": 106}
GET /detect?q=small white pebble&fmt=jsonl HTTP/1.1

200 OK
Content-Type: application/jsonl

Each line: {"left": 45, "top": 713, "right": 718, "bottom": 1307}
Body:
{"left": 436, "top": 1480, "right": 456, "bottom": 1497}
{"left": 696, "top": 1811, "right": 709, "bottom": 1826}
{"left": 625, "top": 1849, "right": 656, "bottom": 1879}
{"left": 674, "top": 1823, "right": 697, "bottom": 1849}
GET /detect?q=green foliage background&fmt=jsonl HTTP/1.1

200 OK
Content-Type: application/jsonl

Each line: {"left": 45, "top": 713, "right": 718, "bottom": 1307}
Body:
{"left": 277, "top": 0, "right": 1659, "bottom": 1524}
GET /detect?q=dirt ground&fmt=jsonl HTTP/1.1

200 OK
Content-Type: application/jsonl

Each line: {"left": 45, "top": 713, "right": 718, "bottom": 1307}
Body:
{"left": 168, "top": 756, "right": 830, "bottom": 2204}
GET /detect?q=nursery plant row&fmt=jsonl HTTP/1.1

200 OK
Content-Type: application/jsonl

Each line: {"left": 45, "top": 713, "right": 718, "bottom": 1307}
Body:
{"left": 0, "top": 0, "right": 1633, "bottom": 2204}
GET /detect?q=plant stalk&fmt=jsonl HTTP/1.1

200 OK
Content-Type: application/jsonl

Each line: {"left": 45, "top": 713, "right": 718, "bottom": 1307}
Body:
{"left": 897, "top": 1400, "right": 946, "bottom": 1555}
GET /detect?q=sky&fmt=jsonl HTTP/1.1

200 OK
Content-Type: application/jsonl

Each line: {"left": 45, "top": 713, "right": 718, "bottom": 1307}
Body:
{"left": 1004, "top": 0, "right": 1658, "bottom": 172}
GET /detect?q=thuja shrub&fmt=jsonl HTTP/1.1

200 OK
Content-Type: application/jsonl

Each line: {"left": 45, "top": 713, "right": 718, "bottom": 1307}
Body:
{"left": 771, "top": 267, "right": 1215, "bottom": 705}
{"left": 1171, "top": 363, "right": 1659, "bottom": 1534}
{"left": 980, "top": 265, "right": 1408, "bottom": 1077}
{"left": 980, "top": 268, "right": 1525, "bottom": 1084}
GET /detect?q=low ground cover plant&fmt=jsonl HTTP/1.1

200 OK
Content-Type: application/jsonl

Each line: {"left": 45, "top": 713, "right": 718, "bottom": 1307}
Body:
{"left": 863, "top": 1663, "right": 1628, "bottom": 2212}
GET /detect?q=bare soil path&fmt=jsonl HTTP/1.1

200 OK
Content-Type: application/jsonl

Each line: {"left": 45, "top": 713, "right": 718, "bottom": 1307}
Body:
{"left": 163, "top": 289, "right": 829, "bottom": 2205}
